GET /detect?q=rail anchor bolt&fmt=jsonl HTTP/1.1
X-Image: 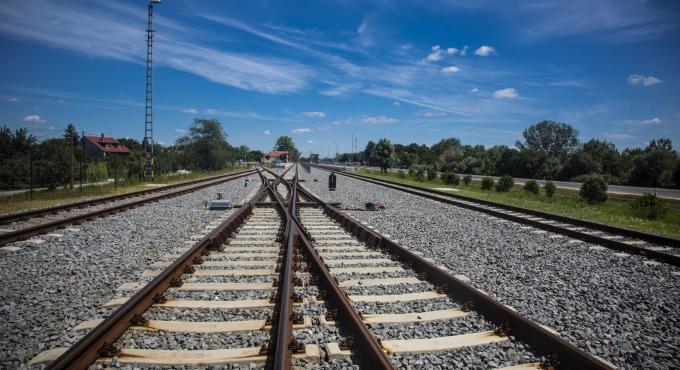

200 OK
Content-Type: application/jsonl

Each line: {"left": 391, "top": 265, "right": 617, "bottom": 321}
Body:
{"left": 494, "top": 322, "right": 511, "bottom": 337}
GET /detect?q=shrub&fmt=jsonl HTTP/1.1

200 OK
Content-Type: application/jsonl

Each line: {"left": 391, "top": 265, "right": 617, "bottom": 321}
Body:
{"left": 481, "top": 176, "right": 494, "bottom": 190}
{"left": 523, "top": 179, "right": 540, "bottom": 194}
{"left": 442, "top": 172, "right": 460, "bottom": 185}
{"left": 580, "top": 175, "right": 608, "bottom": 204}
{"left": 544, "top": 180, "right": 556, "bottom": 198}
{"left": 632, "top": 193, "right": 667, "bottom": 220}
{"left": 495, "top": 175, "right": 514, "bottom": 192}
{"left": 463, "top": 175, "right": 472, "bottom": 186}
{"left": 397, "top": 170, "right": 406, "bottom": 178}
{"left": 426, "top": 166, "right": 438, "bottom": 181}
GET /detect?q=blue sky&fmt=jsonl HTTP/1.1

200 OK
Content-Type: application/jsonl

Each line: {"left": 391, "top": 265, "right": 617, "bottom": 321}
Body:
{"left": 1, "top": 0, "right": 679, "bottom": 156}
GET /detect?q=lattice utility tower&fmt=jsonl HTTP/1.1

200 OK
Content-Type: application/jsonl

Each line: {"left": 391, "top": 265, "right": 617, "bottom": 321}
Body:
{"left": 143, "top": 0, "right": 161, "bottom": 181}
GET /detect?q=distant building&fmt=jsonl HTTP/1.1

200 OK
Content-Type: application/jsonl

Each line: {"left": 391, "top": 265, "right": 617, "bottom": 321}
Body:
{"left": 308, "top": 153, "right": 319, "bottom": 164}
{"left": 263, "top": 150, "right": 288, "bottom": 164}
{"left": 82, "top": 134, "right": 130, "bottom": 159}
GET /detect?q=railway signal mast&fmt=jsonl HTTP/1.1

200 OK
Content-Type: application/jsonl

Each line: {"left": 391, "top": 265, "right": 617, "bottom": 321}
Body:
{"left": 143, "top": 0, "right": 161, "bottom": 181}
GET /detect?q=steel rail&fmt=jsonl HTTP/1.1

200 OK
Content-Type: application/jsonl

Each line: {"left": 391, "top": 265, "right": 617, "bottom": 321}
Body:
{"left": 295, "top": 181, "right": 616, "bottom": 370}
{"left": 0, "top": 169, "right": 254, "bottom": 225}
{"left": 0, "top": 170, "right": 255, "bottom": 247}
{"left": 312, "top": 164, "right": 680, "bottom": 266}
{"left": 47, "top": 169, "right": 268, "bottom": 370}
{"left": 267, "top": 174, "right": 296, "bottom": 370}
{"left": 269, "top": 167, "right": 396, "bottom": 370}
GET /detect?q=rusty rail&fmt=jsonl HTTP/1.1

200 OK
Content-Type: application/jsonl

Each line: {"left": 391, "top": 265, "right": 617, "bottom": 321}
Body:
{"left": 295, "top": 181, "right": 615, "bottom": 370}
{"left": 47, "top": 170, "right": 267, "bottom": 370}
{"left": 0, "top": 169, "right": 254, "bottom": 225}
{"left": 0, "top": 170, "right": 255, "bottom": 247}
{"left": 312, "top": 164, "right": 680, "bottom": 266}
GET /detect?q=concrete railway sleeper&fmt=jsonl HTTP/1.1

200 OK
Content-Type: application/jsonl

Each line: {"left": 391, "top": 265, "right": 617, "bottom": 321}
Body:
{"left": 311, "top": 164, "right": 680, "bottom": 266}
{"left": 0, "top": 169, "right": 256, "bottom": 247}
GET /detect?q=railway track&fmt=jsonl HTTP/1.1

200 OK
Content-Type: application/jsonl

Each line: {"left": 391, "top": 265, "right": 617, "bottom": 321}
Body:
{"left": 311, "top": 164, "right": 680, "bottom": 266}
{"left": 27, "top": 165, "right": 614, "bottom": 369}
{"left": 0, "top": 169, "right": 255, "bottom": 247}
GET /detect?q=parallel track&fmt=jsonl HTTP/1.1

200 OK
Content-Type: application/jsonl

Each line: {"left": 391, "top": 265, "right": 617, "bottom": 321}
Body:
{"left": 29, "top": 164, "right": 614, "bottom": 369}
{"left": 0, "top": 169, "right": 255, "bottom": 247}
{"left": 311, "top": 164, "right": 680, "bottom": 266}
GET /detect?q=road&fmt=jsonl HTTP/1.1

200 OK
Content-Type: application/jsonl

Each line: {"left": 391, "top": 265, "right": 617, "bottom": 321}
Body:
{"left": 318, "top": 164, "right": 680, "bottom": 200}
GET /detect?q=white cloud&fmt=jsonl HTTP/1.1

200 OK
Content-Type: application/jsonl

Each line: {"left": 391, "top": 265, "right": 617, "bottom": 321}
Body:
{"left": 627, "top": 74, "right": 663, "bottom": 87}
{"left": 0, "top": 1, "right": 309, "bottom": 94}
{"left": 393, "top": 101, "right": 401, "bottom": 106}
{"left": 624, "top": 117, "right": 662, "bottom": 125}
{"left": 470, "top": 87, "right": 479, "bottom": 93}
{"left": 427, "top": 45, "right": 447, "bottom": 61}
{"left": 493, "top": 88, "right": 518, "bottom": 99}
{"left": 182, "top": 108, "right": 198, "bottom": 114}
{"left": 263, "top": 130, "right": 271, "bottom": 135}
{"left": 206, "top": 109, "right": 217, "bottom": 115}
{"left": 475, "top": 45, "right": 496, "bottom": 56}
{"left": 441, "top": 66, "right": 461, "bottom": 74}
{"left": 460, "top": 45, "right": 469, "bottom": 56}
{"left": 307, "top": 140, "right": 314, "bottom": 144}
{"left": 641, "top": 117, "right": 661, "bottom": 125}
{"left": 292, "top": 127, "right": 312, "bottom": 134}
{"left": 301, "top": 111, "right": 325, "bottom": 118}
{"left": 23, "top": 115, "right": 45, "bottom": 123}
{"left": 446, "top": 47, "right": 458, "bottom": 55}
{"left": 6, "top": 97, "right": 19, "bottom": 102}
{"left": 174, "top": 128, "right": 187, "bottom": 134}
{"left": 417, "top": 110, "right": 447, "bottom": 117}
{"left": 361, "top": 115, "right": 398, "bottom": 124}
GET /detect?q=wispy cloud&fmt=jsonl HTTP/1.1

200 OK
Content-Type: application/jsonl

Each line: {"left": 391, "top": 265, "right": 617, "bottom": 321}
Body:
{"left": 182, "top": 108, "right": 198, "bottom": 114}
{"left": 0, "top": 0, "right": 310, "bottom": 94}
{"left": 263, "top": 130, "right": 271, "bottom": 135}
{"left": 417, "top": 110, "right": 448, "bottom": 118}
{"left": 301, "top": 111, "right": 326, "bottom": 118}
{"left": 174, "top": 128, "right": 187, "bottom": 134}
{"left": 361, "top": 115, "right": 398, "bottom": 124}
{"left": 23, "top": 115, "right": 45, "bottom": 123}
{"left": 624, "top": 117, "right": 662, "bottom": 125}
{"left": 441, "top": 66, "right": 461, "bottom": 74}
{"left": 3, "top": 96, "right": 19, "bottom": 102}
{"left": 627, "top": 74, "right": 663, "bottom": 87}
{"left": 292, "top": 127, "right": 312, "bottom": 134}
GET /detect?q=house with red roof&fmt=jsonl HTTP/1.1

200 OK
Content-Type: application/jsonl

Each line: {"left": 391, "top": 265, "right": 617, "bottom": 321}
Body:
{"left": 82, "top": 134, "right": 130, "bottom": 159}
{"left": 263, "top": 150, "right": 288, "bottom": 164}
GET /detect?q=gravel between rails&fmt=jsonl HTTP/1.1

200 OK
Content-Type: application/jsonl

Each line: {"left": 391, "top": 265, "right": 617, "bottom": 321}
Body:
{"left": 301, "top": 167, "right": 680, "bottom": 370}
{"left": 0, "top": 175, "right": 260, "bottom": 368}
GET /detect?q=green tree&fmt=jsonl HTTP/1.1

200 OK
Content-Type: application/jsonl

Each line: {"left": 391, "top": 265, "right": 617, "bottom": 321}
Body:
{"left": 627, "top": 138, "right": 677, "bottom": 187}
{"left": 373, "top": 138, "right": 395, "bottom": 173}
{"left": 34, "top": 138, "right": 70, "bottom": 189}
{"left": 516, "top": 120, "right": 580, "bottom": 157}
{"left": 560, "top": 139, "right": 620, "bottom": 181}
{"left": 275, "top": 136, "right": 300, "bottom": 161}
{"left": 178, "top": 119, "right": 234, "bottom": 171}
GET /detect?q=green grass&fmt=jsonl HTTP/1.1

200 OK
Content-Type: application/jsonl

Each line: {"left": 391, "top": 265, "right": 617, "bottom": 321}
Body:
{"left": 357, "top": 169, "right": 680, "bottom": 238}
{"left": 0, "top": 167, "right": 246, "bottom": 215}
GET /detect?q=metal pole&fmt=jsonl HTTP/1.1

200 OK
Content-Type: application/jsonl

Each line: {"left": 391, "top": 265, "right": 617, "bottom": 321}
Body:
{"left": 29, "top": 149, "right": 33, "bottom": 200}
{"left": 70, "top": 126, "right": 74, "bottom": 190}
{"left": 143, "top": 1, "right": 160, "bottom": 181}
{"left": 80, "top": 131, "right": 85, "bottom": 191}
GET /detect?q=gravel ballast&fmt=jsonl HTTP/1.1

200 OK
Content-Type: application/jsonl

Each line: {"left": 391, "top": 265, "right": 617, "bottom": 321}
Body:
{"left": 0, "top": 175, "right": 260, "bottom": 368}
{"left": 301, "top": 167, "right": 680, "bottom": 370}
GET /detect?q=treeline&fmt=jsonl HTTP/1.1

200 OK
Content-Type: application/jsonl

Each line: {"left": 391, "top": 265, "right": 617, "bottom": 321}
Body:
{"left": 338, "top": 120, "right": 680, "bottom": 189}
{"left": 0, "top": 119, "right": 263, "bottom": 190}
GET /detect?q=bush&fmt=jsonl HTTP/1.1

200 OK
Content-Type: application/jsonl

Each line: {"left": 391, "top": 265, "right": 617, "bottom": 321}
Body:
{"left": 632, "top": 193, "right": 667, "bottom": 220}
{"left": 481, "top": 176, "right": 494, "bottom": 190}
{"left": 426, "top": 166, "right": 438, "bottom": 181}
{"left": 580, "top": 176, "right": 608, "bottom": 204}
{"left": 495, "top": 175, "right": 514, "bottom": 192}
{"left": 397, "top": 170, "right": 406, "bottom": 178}
{"left": 442, "top": 172, "right": 460, "bottom": 185}
{"left": 463, "top": 175, "right": 472, "bottom": 186}
{"left": 523, "top": 179, "right": 540, "bottom": 194}
{"left": 544, "top": 180, "right": 556, "bottom": 198}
